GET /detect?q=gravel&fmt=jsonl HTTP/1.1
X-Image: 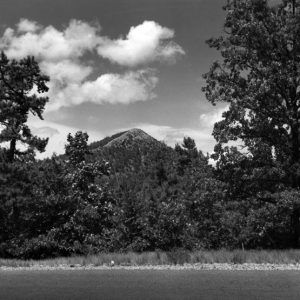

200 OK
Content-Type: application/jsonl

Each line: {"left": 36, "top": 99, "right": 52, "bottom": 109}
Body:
{"left": 2, "top": 263, "right": 300, "bottom": 271}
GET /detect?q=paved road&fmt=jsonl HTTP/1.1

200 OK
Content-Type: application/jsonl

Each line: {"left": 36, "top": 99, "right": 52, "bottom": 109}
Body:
{"left": 1, "top": 269, "right": 300, "bottom": 299}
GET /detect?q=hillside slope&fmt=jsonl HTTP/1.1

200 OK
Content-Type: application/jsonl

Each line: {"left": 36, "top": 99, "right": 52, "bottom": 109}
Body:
{"left": 89, "top": 128, "right": 161, "bottom": 150}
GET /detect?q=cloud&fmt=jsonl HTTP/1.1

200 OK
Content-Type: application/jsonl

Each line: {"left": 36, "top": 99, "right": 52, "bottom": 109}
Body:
{"left": 47, "top": 69, "right": 158, "bottom": 111}
{"left": 1, "top": 19, "right": 100, "bottom": 61}
{"left": 0, "top": 19, "right": 172, "bottom": 110}
{"left": 40, "top": 60, "right": 93, "bottom": 84}
{"left": 17, "top": 19, "right": 41, "bottom": 33}
{"left": 97, "top": 21, "right": 185, "bottom": 67}
{"left": 1, "top": 19, "right": 184, "bottom": 66}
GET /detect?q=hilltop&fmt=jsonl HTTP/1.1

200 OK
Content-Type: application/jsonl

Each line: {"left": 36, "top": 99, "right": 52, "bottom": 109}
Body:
{"left": 89, "top": 128, "right": 161, "bottom": 150}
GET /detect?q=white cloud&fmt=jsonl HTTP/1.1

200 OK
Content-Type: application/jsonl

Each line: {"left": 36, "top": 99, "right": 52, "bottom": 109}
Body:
{"left": 1, "top": 19, "right": 184, "bottom": 67}
{"left": 0, "top": 19, "right": 170, "bottom": 110}
{"left": 1, "top": 19, "right": 100, "bottom": 61}
{"left": 17, "top": 19, "right": 41, "bottom": 33}
{"left": 41, "top": 60, "right": 93, "bottom": 84}
{"left": 97, "top": 21, "right": 185, "bottom": 67}
{"left": 47, "top": 69, "right": 158, "bottom": 111}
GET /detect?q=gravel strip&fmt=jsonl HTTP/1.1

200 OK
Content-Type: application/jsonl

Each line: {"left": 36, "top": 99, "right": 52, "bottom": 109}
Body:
{"left": 2, "top": 263, "right": 300, "bottom": 271}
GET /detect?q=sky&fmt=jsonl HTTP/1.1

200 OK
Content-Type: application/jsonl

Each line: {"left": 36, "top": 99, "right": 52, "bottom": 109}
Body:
{"left": 0, "top": 0, "right": 232, "bottom": 157}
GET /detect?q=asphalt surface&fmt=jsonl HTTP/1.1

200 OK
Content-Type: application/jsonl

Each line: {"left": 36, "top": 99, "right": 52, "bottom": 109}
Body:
{"left": 1, "top": 269, "right": 300, "bottom": 299}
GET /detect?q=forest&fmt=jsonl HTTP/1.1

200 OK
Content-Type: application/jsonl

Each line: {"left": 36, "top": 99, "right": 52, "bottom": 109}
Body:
{"left": 1, "top": 0, "right": 300, "bottom": 259}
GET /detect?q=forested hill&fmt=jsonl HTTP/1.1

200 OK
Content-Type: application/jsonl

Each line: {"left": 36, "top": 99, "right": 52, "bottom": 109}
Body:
{"left": 89, "top": 131, "right": 127, "bottom": 150}
{"left": 88, "top": 128, "right": 175, "bottom": 176}
{"left": 89, "top": 128, "right": 161, "bottom": 150}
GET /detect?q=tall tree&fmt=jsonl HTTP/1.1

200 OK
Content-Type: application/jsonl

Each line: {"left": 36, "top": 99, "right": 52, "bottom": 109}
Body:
{"left": 203, "top": 0, "right": 300, "bottom": 246}
{"left": 52, "top": 131, "right": 114, "bottom": 254}
{"left": 0, "top": 52, "right": 49, "bottom": 162}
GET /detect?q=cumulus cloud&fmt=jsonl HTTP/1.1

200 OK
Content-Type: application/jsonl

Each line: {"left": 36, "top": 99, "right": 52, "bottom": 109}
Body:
{"left": 1, "top": 19, "right": 184, "bottom": 67}
{"left": 1, "top": 19, "right": 100, "bottom": 61}
{"left": 41, "top": 60, "right": 93, "bottom": 84}
{"left": 0, "top": 19, "right": 177, "bottom": 110}
{"left": 47, "top": 69, "right": 158, "bottom": 111}
{"left": 97, "top": 21, "right": 185, "bottom": 67}
{"left": 17, "top": 19, "right": 41, "bottom": 33}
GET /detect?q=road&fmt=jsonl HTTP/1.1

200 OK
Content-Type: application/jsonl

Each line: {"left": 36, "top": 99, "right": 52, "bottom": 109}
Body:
{"left": 1, "top": 269, "right": 300, "bottom": 299}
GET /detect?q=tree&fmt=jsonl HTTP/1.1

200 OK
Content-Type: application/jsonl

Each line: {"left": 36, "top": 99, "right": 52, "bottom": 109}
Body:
{"left": 49, "top": 131, "right": 115, "bottom": 255}
{"left": 0, "top": 52, "right": 49, "bottom": 162}
{"left": 65, "top": 131, "right": 90, "bottom": 165}
{"left": 175, "top": 137, "right": 207, "bottom": 175}
{"left": 0, "top": 52, "right": 51, "bottom": 257}
{"left": 203, "top": 0, "right": 300, "bottom": 246}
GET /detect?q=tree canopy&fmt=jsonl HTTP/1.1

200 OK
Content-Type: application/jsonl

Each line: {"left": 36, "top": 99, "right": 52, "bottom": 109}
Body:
{"left": 203, "top": 0, "right": 300, "bottom": 246}
{"left": 0, "top": 52, "right": 49, "bottom": 162}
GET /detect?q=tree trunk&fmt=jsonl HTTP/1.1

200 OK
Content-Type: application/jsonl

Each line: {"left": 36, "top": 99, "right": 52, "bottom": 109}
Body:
{"left": 291, "top": 123, "right": 300, "bottom": 247}
{"left": 292, "top": 208, "right": 300, "bottom": 248}
{"left": 8, "top": 138, "right": 16, "bottom": 162}
{"left": 291, "top": 124, "right": 299, "bottom": 166}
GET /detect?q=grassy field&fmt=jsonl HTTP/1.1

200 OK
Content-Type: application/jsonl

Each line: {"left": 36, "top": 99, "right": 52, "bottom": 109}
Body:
{"left": 2, "top": 249, "right": 300, "bottom": 268}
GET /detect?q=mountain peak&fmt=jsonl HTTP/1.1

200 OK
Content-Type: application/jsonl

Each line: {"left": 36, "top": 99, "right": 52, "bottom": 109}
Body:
{"left": 126, "top": 128, "right": 147, "bottom": 134}
{"left": 104, "top": 128, "right": 158, "bottom": 148}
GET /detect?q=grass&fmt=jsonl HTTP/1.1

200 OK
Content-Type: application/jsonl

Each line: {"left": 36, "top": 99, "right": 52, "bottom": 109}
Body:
{"left": 2, "top": 250, "right": 300, "bottom": 268}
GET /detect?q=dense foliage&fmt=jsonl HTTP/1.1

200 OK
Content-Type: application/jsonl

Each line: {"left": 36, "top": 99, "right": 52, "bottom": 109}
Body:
{"left": 1, "top": 0, "right": 300, "bottom": 258}
{"left": 203, "top": 0, "right": 300, "bottom": 247}
{"left": 0, "top": 52, "right": 49, "bottom": 162}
